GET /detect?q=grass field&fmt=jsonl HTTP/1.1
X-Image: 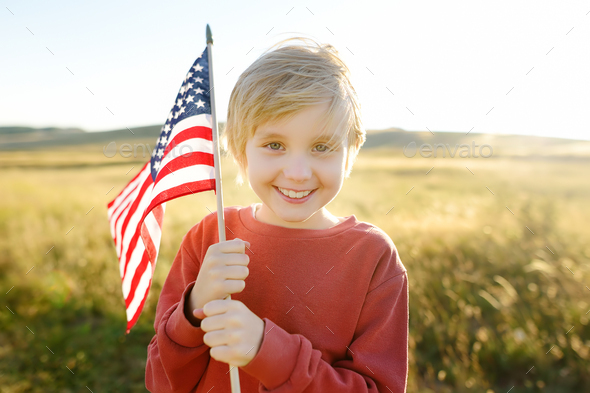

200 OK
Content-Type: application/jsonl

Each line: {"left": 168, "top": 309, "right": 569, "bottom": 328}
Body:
{"left": 1, "top": 143, "right": 589, "bottom": 392}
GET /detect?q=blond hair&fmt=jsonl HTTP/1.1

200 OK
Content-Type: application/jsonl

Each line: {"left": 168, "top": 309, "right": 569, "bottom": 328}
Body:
{"left": 221, "top": 36, "right": 366, "bottom": 186}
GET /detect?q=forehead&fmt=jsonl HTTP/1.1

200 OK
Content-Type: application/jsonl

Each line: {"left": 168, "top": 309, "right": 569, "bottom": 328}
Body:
{"left": 253, "top": 125, "right": 339, "bottom": 144}
{"left": 253, "top": 103, "right": 339, "bottom": 142}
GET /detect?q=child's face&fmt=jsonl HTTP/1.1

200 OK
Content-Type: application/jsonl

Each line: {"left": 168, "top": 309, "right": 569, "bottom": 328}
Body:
{"left": 244, "top": 102, "right": 347, "bottom": 229}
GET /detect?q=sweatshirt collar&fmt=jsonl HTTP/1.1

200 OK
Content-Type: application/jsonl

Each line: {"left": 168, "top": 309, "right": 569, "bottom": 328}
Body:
{"left": 239, "top": 203, "right": 359, "bottom": 238}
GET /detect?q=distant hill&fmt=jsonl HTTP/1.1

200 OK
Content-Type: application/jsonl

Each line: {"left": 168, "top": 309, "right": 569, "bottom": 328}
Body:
{"left": 0, "top": 125, "right": 163, "bottom": 150}
{"left": 1, "top": 124, "right": 589, "bottom": 158}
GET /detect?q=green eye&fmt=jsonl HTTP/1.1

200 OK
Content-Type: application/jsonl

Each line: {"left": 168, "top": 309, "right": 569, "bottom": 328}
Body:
{"left": 316, "top": 144, "right": 329, "bottom": 152}
{"left": 268, "top": 143, "right": 281, "bottom": 150}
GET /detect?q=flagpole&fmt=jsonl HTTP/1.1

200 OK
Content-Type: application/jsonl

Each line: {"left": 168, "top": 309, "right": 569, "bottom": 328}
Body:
{"left": 207, "top": 24, "right": 242, "bottom": 393}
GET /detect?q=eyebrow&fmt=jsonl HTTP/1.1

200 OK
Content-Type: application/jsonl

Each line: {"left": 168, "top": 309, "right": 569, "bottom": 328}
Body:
{"left": 256, "top": 131, "right": 333, "bottom": 144}
{"left": 256, "top": 132, "right": 284, "bottom": 140}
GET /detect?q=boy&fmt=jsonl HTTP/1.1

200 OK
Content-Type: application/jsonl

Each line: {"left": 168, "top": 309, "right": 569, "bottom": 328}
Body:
{"left": 145, "top": 37, "right": 408, "bottom": 392}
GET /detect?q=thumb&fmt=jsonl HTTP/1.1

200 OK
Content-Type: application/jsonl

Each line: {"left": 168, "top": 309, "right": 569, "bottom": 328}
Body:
{"left": 193, "top": 308, "right": 206, "bottom": 320}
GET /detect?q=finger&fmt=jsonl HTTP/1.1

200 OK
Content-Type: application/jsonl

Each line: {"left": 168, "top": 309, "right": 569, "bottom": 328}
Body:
{"left": 210, "top": 345, "right": 232, "bottom": 364}
{"left": 200, "top": 313, "right": 227, "bottom": 333}
{"left": 221, "top": 253, "right": 250, "bottom": 267}
{"left": 217, "top": 238, "right": 250, "bottom": 254}
{"left": 204, "top": 330, "right": 230, "bottom": 348}
{"left": 223, "top": 278, "right": 246, "bottom": 295}
{"left": 224, "top": 265, "right": 249, "bottom": 279}
{"left": 193, "top": 308, "right": 206, "bottom": 320}
{"left": 203, "top": 299, "right": 232, "bottom": 317}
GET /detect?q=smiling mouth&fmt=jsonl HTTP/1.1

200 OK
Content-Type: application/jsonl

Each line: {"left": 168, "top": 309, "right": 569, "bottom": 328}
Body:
{"left": 274, "top": 186, "right": 317, "bottom": 199}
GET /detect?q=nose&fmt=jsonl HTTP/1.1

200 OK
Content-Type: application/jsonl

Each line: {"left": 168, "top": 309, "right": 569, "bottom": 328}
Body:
{"left": 283, "top": 153, "right": 312, "bottom": 182}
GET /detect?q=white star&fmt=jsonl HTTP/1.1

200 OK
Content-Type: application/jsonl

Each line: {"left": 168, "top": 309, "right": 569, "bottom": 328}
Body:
{"left": 194, "top": 76, "right": 203, "bottom": 84}
{"left": 193, "top": 63, "right": 204, "bottom": 72}
{"left": 164, "top": 124, "right": 171, "bottom": 132}
{"left": 174, "top": 111, "right": 180, "bottom": 119}
{"left": 179, "top": 85, "right": 186, "bottom": 95}
{"left": 153, "top": 160, "right": 161, "bottom": 171}
{"left": 176, "top": 98, "right": 183, "bottom": 107}
{"left": 186, "top": 94, "right": 194, "bottom": 103}
{"left": 185, "top": 72, "right": 193, "bottom": 81}
{"left": 186, "top": 82, "right": 193, "bottom": 90}
{"left": 157, "top": 148, "right": 164, "bottom": 158}
{"left": 179, "top": 106, "right": 186, "bottom": 115}
{"left": 197, "top": 52, "right": 203, "bottom": 59}
{"left": 195, "top": 99, "right": 205, "bottom": 108}
{"left": 167, "top": 112, "right": 173, "bottom": 121}
{"left": 159, "top": 135, "right": 167, "bottom": 145}
{"left": 194, "top": 87, "right": 204, "bottom": 95}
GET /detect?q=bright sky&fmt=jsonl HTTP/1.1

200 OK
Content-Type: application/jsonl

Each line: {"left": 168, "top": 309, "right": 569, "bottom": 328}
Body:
{"left": 2, "top": 0, "right": 589, "bottom": 140}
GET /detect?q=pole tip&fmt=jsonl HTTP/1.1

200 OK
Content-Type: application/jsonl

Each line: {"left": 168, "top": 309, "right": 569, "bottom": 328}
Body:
{"left": 206, "top": 24, "right": 213, "bottom": 44}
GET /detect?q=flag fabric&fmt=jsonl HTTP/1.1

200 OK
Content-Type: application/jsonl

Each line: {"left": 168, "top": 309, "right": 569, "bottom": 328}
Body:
{"left": 107, "top": 47, "right": 216, "bottom": 333}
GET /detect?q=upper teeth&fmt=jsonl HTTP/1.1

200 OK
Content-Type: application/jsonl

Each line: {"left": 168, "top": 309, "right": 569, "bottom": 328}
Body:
{"left": 278, "top": 187, "right": 313, "bottom": 199}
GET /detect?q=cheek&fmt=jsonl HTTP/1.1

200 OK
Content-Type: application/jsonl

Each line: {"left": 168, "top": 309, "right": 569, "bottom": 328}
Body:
{"left": 245, "top": 152, "right": 275, "bottom": 181}
{"left": 321, "top": 156, "right": 346, "bottom": 183}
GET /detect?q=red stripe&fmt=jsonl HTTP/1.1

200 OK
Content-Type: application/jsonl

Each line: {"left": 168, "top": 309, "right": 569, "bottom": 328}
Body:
{"left": 126, "top": 275, "right": 152, "bottom": 334}
{"left": 113, "top": 197, "right": 135, "bottom": 257}
{"left": 109, "top": 167, "right": 146, "bottom": 251}
{"left": 163, "top": 125, "right": 212, "bottom": 156}
{"left": 109, "top": 175, "right": 142, "bottom": 219}
{"left": 153, "top": 204, "right": 164, "bottom": 227}
{"left": 125, "top": 250, "right": 150, "bottom": 308}
{"left": 141, "top": 221, "right": 157, "bottom": 266}
{"left": 127, "top": 205, "right": 164, "bottom": 322}
{"left": 122, "top": 226, "right": 143, "bottom": 279}
{"left": 155, "top": 151, "right": 214, "bottom": 184}
{"left": 118, "top": 174, "right": 154, "bottom": 268}
{"left": 124, "top": 204, "right": 164, "bottom": 286}
{"left": 144, "top": 179, "right": 215, "bottom": 217}
{"left": 107, "top": 162, "right": 149, "bottom": 209}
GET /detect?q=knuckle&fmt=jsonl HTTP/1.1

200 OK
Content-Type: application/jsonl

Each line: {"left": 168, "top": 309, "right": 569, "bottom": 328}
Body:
{"left": 209, "top": 267, "right": 220, "bottom": 280}
{"left": 212, "top": 281, "right": 224, "bottom": 294}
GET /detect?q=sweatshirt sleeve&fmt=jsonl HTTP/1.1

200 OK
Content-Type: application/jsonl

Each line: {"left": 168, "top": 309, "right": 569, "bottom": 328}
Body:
{"left": 239, "top": 271, "right": 409, "bottom": 393}
{"left": 145, "top": 232, "right": 210, "bottom": 393}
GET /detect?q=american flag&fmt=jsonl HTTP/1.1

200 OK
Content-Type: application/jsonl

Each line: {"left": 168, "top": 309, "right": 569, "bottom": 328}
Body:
{"left": 107, "top": 47, "right": 216, "bottom": 333}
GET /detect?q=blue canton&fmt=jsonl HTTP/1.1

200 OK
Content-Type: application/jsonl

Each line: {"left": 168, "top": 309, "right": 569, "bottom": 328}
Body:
{"left": 150, "top": 48, "right": 211, "bottom": 181}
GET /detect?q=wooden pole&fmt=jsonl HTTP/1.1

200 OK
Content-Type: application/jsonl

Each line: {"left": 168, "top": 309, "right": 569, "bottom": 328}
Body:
{"left": 206, "top": 24, "right": 242, "bottom": 393}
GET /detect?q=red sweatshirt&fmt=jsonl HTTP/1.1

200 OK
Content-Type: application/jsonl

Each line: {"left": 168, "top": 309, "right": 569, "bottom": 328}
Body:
{"left": 146, "top": 203, "right": 408, "bottom": 393}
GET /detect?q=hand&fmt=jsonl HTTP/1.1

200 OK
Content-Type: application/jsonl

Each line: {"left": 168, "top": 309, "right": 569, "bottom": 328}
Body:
{"left": 188, "top": 238, "right": 251, "bottom": 312}
{"left": 194, "top": 299, "right": 264, "bottom": 367}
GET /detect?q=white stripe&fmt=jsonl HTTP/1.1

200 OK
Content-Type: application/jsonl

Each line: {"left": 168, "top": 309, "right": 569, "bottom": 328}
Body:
{"left": 122, "top": 205, "right": 164, "bottom": 301}
{"left": 110, "top": 185, "right": 141, "bottom": 243}
{"left": 119, "top": 181, "right": 154, "bottom": 277}
{"left": 159, "top": 137, "right": 213, "bottom": 172}
{"left": 122, "top": 232, "right": 147, "bottom": 297}
{"left": 167, "top": 113, "right": 212, "bottom": 145}
{"left": 114, "top": 198, "right": 136, "bottom": 259}
{"left": 151, "top": 164, "right": 215, "bottom": 200}
{"left": 108, "top": 164, "right": 149, "bottom": 220}
{"left": 126, "top": 260, "right": 152, "bottom": 321}
{"left": 144, "top": 206, "right": 164, "bottom": 258}
{"left": 111, "top": 165, "right": 151, "bottom": 248}
{"left": 114, "top": 182, "right": 145, "bottom": 260}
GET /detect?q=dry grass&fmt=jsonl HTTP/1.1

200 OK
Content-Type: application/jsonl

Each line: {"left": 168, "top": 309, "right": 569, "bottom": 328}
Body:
{"left": 1, "top": 145, "right": 589, "bottom": 392}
